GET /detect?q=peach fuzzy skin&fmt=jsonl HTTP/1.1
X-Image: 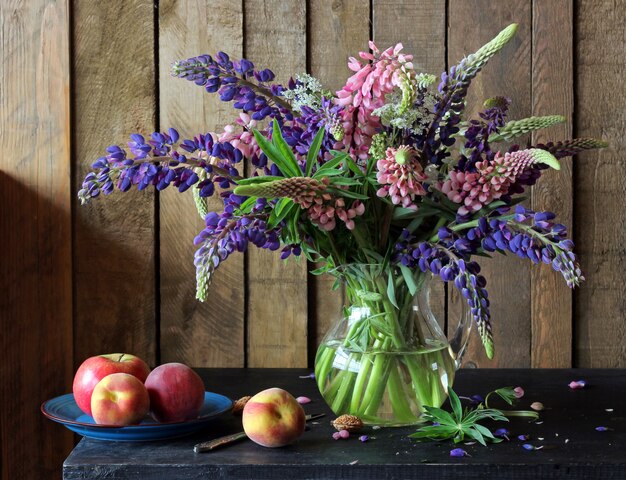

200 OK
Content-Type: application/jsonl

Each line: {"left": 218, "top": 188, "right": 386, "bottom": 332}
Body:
{"left": 90, "top": 373, "right": 150, "bottom": 425}
{"left": 145, "top": 363, "right": 205, "bottom": 422}
{"left": 242, "top": 388, "right": 306, "bottom": 448}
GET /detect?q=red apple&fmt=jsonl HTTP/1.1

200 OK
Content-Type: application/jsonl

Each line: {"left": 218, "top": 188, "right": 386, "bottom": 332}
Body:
{"left": 145, "top": 363, "right": 205, "bottom": 422}
{"left": 91, "top": 373, "right": 150, "bottom": 425}
{"left": 242, "top": 388, "right": 306, "bottom": 448}
{"left": 73, "top": 353, "right": 151, "bottom": 416}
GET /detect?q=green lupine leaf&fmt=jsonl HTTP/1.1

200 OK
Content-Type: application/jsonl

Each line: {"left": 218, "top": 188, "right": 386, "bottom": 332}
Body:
{"left": 386, "top": 271, "right": 398, "bottom": 308}
{"left": 235, "top": 175, "right": 284, "bottom": 185}
{"left": 252, "top": 129, "right": 297, "bottom": 178}
{"left": 306, "top": 128, "right": 325, "bottom": 177}
{"left": 399, "top": 265, "right": 418, "bottom": 296}
{"left": 448, "top": 388, "right": 463, "bottom": 421}
{"left": 326, "top": 188, "right": 369, "bottom": 200}
{"left": 313, "top": 154, "right": 349, "bottom": 178}
{"left": 272, "top": 121, "right": 302, "bottom": 177}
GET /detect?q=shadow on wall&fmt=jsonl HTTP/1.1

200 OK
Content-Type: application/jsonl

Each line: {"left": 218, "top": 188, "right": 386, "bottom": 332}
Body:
{"left": 0, "top": 171, "right": 73, "bottom": 479}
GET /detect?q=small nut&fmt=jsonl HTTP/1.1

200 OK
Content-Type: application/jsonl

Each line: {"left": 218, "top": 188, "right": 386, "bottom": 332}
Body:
{"left": 331, "top": 414, "right": 363, "bottom": 432}
{"left": 232, "top": 396, "right": 251, "bottom": 415}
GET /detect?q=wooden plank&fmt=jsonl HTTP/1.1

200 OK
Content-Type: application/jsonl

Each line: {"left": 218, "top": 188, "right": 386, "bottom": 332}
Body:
{"left": 159, "top": 1, "right": 245, "bottom": 367}
{"left": 373, "top": 0, "right": 448, "bottom": 334}
{"left": 574, "top": 0, "right": 626, "bottom": 367}
{"left": 245, "top": 0, "right": 308, "bottom": 367}
{"left": 448, "top": 0, "right": 533, "bottom": 367}
{"left": 530, "top": 0, "right": 573, "bottom": 368}
{"left": 73, "top": 1, "right": 156, "bottom": 364}
{"left": 308, "top": 0, "right": 370, "bottom": 358}
{"left": 0, "top": 1, "right": 73, "bottom": 478}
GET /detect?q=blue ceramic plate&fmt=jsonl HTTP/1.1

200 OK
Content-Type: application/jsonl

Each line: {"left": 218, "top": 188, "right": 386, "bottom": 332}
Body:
{"left": 41, "top": 392, "right": 232, "bottom": 441}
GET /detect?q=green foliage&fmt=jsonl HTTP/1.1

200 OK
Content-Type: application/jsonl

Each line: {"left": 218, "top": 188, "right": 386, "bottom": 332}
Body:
{"left": 409, "top": 388, "right": 508, "bottom": 446}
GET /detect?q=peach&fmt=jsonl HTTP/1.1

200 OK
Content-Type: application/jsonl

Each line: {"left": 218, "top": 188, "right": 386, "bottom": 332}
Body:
{"left": 145, "top": 363, "right": 205, "bottom": 422}
{"left": 242, "top": 388, "right": 306, "bottom": 448}
{"left": 73, "top": 353, "right": 151, "bottom": 416}
{"left": 90, "top": 373, "right": 150, "bottom": 425}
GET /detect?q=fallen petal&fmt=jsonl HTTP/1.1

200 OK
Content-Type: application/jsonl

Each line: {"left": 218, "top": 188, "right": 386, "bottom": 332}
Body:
{"left": 359, "top": 435, "right": 369, "bottom": 443}
{"left": 514, "top": 387, "right": 525, "bottom": 398}
{"left": 339, "top": 429, "right": 350, "bottom": 439}
{"left": 522, "top": 444, "right": 535, "bottom": 451}
{"left": 332, "top": 432, "right": 342, "bottom": 440}
{"left": 569, "top": 380, "right": 586, "bottom": 389}
{"left": 296, "top": 396, "right": 312, "bottom": 404}
{"left": 531, "top": 402, "right": 544, "bottom": 411}
{"left": 518, "top": 434, "right": 530, "bottom": 441}
{"left": 450, "top": 448, "right": 468, "bottom": 457}
{"left": 595, "top": 426, "right": 609, "bottom": 432}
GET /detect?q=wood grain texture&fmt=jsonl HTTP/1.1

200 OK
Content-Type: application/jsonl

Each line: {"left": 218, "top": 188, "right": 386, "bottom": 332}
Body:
{"left": 530, "top": 0, "right": 573, "bottom": 368}
{"left": 308, "top": 0, "right": 370, "bottom": 357}
{"left": 73, "top": 0, "right": 156, "bottom": 365}
{"left": 244, "top": 0, "right": 309, "bottom": 367}
{"left": 0, "top": 1, "right": 73, "bottom": 479}
{"left": 373, "top": 0, "right": 448, "bottom": 333}
{"left": 574, "top": 0, "right": 626, "bottom": 367}
{"left": 449, "top": 0, "right": 533, "bottom": 367}
{"left": 159, "top": 0, "right": 245, "bottom": 367}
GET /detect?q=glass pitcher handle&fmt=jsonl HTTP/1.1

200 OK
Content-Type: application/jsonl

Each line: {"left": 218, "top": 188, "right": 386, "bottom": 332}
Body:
{"left": 448, "top": 300, "right": 473, "bottom": 369}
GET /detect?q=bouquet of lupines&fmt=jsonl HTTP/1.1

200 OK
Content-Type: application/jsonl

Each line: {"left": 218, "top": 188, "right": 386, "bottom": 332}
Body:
{"left": 80, "top": 24, "right": 605, "bottom": 422}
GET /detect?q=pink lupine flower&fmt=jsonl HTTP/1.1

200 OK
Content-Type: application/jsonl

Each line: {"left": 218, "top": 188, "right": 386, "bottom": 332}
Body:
{"left": 216, "top": 113, "right": 260, "bottom": 159}
{"left": 376, "top": 146, "right": 427, "bottom": 209}
{"left": 335, "top": 42, "right": 414, "bottom": 161}
{"left": 439, "top": 149, "right": 545, "bottom": 216}
{"left": 298, "top": 195, "right": 365, "bottom": 232}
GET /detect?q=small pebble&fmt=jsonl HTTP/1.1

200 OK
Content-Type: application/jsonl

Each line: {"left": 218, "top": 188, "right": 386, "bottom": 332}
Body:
{"left": 372, "top": 426, "right": 381, "bottom": 430}
{"left": 339, "top": 429, "right": 350, "bottom": 439}
{"left": 296, "top": 396, "right": 311, "bottom": 404}
{"left": 565, "top": 439, "right": 570, "bottom": 444}
{"left": 605, "top": 408, "right": 614, "bottom": 412}
{"left": 535, "top": 421, "right": 544, "bottom": 425}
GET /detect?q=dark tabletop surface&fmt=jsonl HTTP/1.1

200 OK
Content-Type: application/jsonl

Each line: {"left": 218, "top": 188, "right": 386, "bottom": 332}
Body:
{"left": 63, "top": 368, "right": 626, "bottom": 479}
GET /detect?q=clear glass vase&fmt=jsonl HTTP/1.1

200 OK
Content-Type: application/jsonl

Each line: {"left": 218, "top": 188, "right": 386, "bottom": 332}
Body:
{"left": 314, "top": 264, "right": 472, "bottom": 426}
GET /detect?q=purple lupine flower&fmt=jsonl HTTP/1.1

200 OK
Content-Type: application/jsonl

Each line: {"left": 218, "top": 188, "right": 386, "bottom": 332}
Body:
{"left": 459, "top": 97, "right": 510, "bottom": 171}
{"left": 494, "top": 428, "right": 510, "bottom": 440}
{"left": 171, "top": 53, "right": 292, "bottom": 122}
{"left": 193, "top": 195, "right": 281, "bottom": 301}
{"left": 450, "top": 448, "right": 468, "bottom": 457}
{"left": 78, "top": 129, "right": 247, "bottom": 205}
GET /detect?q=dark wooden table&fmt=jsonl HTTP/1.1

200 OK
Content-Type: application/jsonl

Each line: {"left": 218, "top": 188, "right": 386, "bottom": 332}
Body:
{"left": 63, "top": 368, "right": 626, "bottom": 479}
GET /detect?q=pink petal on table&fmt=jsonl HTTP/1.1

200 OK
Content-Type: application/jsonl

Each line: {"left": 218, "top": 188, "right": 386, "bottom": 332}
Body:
{"left": 296, "top": 396, "right": 312, "bottom": 404}
{"left": 569, "top": 380, "right": 586, "bottom": 389}
{"left": 514, "top": 387, "right": 525, "bottom": 398}
{"left": 531, "top": 402, "right": 544, "bottom": 411}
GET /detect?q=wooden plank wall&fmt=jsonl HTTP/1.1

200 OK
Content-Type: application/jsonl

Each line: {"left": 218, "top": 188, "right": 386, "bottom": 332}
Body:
{"left": 1, "top": 1, "right": 624, "bottom": 478}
